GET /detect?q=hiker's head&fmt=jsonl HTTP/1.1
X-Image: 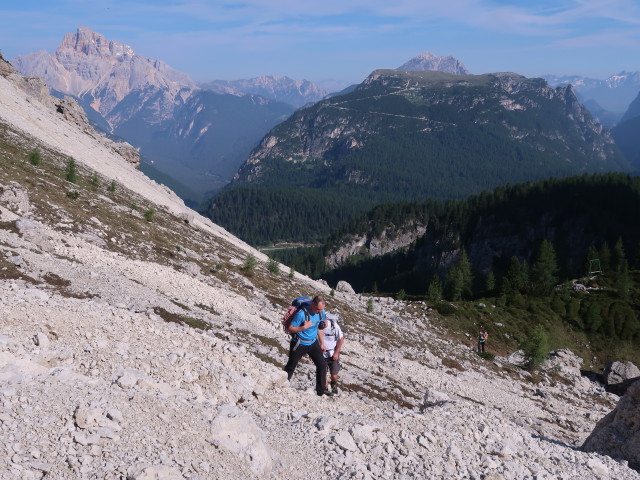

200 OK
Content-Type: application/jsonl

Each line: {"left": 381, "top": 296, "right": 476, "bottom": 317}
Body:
{"left": 310, "top": 295, "right": 326, "bottom": 313}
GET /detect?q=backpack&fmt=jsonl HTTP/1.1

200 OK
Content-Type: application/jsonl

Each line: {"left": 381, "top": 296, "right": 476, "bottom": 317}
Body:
{"left": 282, "top": 296, "right": 312, "bottom": 333}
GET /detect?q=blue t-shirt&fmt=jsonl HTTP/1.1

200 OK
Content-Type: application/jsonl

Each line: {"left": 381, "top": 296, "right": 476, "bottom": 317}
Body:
{"left": 291, "top": 307, "right": 325, "bottom": 346}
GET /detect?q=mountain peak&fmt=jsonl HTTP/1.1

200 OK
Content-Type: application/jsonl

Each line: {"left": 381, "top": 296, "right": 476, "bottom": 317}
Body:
{"left": 398, "top": 51, "right": 470, "bottom": 75}
{"left": 58, "top": 26, "right": 134, "bottom": 59}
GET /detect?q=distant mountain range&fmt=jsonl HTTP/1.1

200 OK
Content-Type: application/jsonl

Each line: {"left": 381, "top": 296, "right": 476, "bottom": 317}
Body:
{"left": 209, "top": 69, "right": 630, "bottom": 245}
{"left": 398, "top": 51, "right": 470, "bottom": 75}
{"left": 12, "top": 27, "right": 324, "bottom": 204}
{"left": 543, "top": 72, "right": 640, "bottom": 125}
{"left": 200, "top": 76, "right": 328, "bottom": 108}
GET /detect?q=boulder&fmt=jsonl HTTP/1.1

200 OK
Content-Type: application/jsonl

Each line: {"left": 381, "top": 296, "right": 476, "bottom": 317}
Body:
{"left": 603, "top": 361, "right": 640, "bottom": 395}
{"left": 335, "top": 280, "right": 356, "bottom": 294}
{"left": 544, "top": 349, "right": 583, "bottom": 380}
{"left": 421, "top": 388, "right": 451, "bottom": 409}
{"left": 582, "top": 380, "right": 640, "bottom": 469}
{"left": 210, "top": 405, "right": 278, "bottom": 475}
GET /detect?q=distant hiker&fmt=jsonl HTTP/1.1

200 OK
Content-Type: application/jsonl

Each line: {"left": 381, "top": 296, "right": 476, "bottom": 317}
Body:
{"left": 284, "top": 295, "right": 334, "bottom": 397}
{"left": 478, "top": 330, "right": 488, "bottom": 352}
{"left": 56, "top": 103, "right": 64, "bottom": 114}
{"left": 322, "top": 312, "right": 344, "bottom": 396}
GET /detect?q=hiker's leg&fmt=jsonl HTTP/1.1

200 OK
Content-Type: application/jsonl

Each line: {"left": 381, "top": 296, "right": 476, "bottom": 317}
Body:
{"left": 329, "top": 359, "right": 340, "bottom": 390}
{"left": 284, "top": 342, "right": 308, "bottom": 380}
{"left": 308, "top": 341, "right": 327, "bottom": 395}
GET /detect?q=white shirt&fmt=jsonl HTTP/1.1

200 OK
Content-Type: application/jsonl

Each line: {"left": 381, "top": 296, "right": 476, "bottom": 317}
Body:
{"left": 323, "top": 313, "right": 343, "bottom": 358}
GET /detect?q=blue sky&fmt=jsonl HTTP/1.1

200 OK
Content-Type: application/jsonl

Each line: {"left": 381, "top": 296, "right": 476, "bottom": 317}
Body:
{"left": 1, "top": 0, "right": 639, "bottom": 87}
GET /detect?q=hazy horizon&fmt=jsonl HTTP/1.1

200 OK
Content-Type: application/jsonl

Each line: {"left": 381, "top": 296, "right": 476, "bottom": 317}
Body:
{"left": 2, "top": 1, "right": 640, "bottom": 86}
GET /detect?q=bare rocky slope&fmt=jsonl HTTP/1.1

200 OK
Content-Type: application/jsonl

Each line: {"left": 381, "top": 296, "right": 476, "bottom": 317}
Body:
{"left": 1, "top": 56, "right": 640, "bottom": 480}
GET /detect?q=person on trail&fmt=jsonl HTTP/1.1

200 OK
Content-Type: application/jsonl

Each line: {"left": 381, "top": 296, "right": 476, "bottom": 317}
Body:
{"left": 477, "top": 330, "right": 488, "bottom": 352}
{"left": 284, "top": 295, "right": 334, "bottom": 397}
{"left": 322, "top": 312, "right": 344, "bottom": 396}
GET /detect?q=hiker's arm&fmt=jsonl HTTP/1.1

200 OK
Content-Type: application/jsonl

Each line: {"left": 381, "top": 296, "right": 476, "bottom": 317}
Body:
{"left": 318, "top": 328, "right": 325, "bottom": 352}
{"left": 288, "top": 320, "right": 312, "bottom": 333}
{"left": 333, "top": 336, "right": 344, "bottom": 360}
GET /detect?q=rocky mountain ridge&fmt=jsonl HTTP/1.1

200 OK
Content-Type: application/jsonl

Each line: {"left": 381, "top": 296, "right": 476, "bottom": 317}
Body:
{"left": 12, "top": 26, "right": 196, "bottom": 126}
{"left": 398, "top": 51, "right": 470, "bottom": 75}
{"left": 1, "top": 49, "right": 640, "bottom": 480}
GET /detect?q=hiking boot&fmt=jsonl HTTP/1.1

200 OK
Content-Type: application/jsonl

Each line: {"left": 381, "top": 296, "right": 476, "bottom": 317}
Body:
{"left": 318, "top": 389, "right": 334, "bottom": 397}
{"left": 331, "top": 385, "right": 340, "bottom": 396}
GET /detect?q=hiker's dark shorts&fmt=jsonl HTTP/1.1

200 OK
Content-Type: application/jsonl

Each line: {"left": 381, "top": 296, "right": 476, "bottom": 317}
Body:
{"left": 325, "top": 357, "right": 341, "bottom": 376}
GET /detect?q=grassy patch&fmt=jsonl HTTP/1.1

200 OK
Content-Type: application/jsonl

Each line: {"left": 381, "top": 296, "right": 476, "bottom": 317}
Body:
{"left": 153, "top": 306, "right": 211, "bottom": 331}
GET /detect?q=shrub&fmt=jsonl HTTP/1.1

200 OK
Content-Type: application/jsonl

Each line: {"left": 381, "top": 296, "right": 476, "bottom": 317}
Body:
{"left": 520, "top": 325, "right": 550, "bottom": 371}
{"left": 288, "top": 267, "right": 295, "bottom": 279}
{"left": 28, "top": 149, "right": 41, "bottom": 166}
{"left": 267, "top": 257, "right": 280, "bottom": 275}
{"left": 66, "top": 190, "right": 79, "bottom": 199}
{"left": 65, "top": 157, "right": 77, "bottom": 183}
{"left": 435, "top": 301, "right": 457, "bottom": 316}
{"left": 90, "top": 173, "right": 100, "bottom": 188}
{"left": 107, "top": 180, "right": 117, "bottom": 192}
{"left": 143, "top": 208, "right": 155, "bottom": 222}
{"left": 242, "top": 253, "right": 257, "bottom": 276}
{"left": 330, "top": 288, "right": 335, "bottom": 297}
{"left": 396, "top": 289, "right": 407, "bottom": 301}
{"left": 477, "top": 351, "right": 495, "bottom": 361}
{"left": 366, "top": 297, "right": 374, "bottom": 313}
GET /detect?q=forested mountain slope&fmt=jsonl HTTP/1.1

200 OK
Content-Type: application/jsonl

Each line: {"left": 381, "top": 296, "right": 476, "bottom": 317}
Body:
{"left": 210, "top": 70, "right": 630, "bottom": 245}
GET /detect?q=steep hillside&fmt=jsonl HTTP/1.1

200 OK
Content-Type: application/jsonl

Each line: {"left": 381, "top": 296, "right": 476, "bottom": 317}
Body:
{"left": 1, "top": 53, "right": 640, "bottom": 479}
{"left": 210, "top": 69, "right": 630, "bottom": 245}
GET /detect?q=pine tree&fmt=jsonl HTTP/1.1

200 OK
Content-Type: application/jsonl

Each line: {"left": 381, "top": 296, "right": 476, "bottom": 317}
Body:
{"left": 616, "top": 260, "right": 632, "bottom": 301}
{"left": 28, "top": 149, "right": 41, "bottom": 166}
{"left": 611, "top": 237, "right": 626, "bottom": 272}
{"left": 599, "top": 242, "right": 611, "bottom": 273}
{"left": 66, "top": 157, "right": 78, "bottom": 184}
{"left": 427, "top": 276, "right": 443, "bottom": 302}
{"left": 530, "top": 239, "right": 558, "bottom": 296}
{"left": 485, "top": 271, "right": 496, "bottom": 293}
{"left": 458, "top": 248, "right": 473, "bottom": 299}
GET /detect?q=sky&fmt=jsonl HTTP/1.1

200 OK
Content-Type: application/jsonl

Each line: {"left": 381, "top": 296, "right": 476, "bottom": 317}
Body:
{"left": 1, "top": 0, "right": 639, "bottom": 88}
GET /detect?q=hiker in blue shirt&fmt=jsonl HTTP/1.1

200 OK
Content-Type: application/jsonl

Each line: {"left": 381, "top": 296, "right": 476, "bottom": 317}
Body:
{"left": 284, "top": 295, "right": 334, "bottom": 397}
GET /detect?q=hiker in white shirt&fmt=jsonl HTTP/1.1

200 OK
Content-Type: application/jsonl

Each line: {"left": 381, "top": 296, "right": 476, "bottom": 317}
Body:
{"left": 322, "top": 312, "right": 344, "bottom": 395}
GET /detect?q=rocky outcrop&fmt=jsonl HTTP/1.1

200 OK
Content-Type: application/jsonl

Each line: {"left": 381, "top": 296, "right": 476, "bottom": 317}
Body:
{"left": 326, "top": 222, "right": 427, "bottom": 268}
{"left": 335, "top": 280, "right": 356, "bottom": 294}
{"left": 603, "top": 361, "right": 640, "bottom": 395}
{"left": 582, "top": 380, "right": 640, "bottom": 469}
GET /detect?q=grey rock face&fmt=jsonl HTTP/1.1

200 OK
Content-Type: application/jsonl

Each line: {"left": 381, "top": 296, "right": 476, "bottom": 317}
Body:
{"left": 398, "top": 51, "right": 470, "bottom": 75}
{"left": 583, "top": 380, "right": 640, "bottom": 469}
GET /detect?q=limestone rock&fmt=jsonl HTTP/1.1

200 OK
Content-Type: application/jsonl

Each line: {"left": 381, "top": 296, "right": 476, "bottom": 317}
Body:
{"left": 335, "top": 280, "right": 356, "bottom": 294}
{"left": 582, "top": 380, "right": 640, "bottom": 469}
{"left": 210, "top": 405, "right": 277, "bottom": 475}
{"left": 603, "top": 361, "right": 640, "bottom": 395}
